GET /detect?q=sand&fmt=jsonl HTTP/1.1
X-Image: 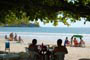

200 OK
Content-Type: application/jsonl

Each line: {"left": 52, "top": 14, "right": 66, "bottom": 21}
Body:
{"left": 65, "top": 47, "right": 90, "bottom": 60}
{"left": 0, "top": 39, "right": 90, "bottom": 60}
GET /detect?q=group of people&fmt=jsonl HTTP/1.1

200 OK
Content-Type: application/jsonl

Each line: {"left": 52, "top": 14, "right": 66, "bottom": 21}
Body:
{"left": 5, "top": 32, "right": 23, "bottom": 43}
{"left": 28, "top": 39, "right": 68, "bottom": 60}
{"left": 64, "top": 37, "right": 85, "bottom": 47}
{"left": 28, "top": 36, "right": 85, "bottom": 60}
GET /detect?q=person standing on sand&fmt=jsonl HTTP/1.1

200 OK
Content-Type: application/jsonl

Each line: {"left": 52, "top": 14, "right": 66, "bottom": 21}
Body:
{"left": 18, "top": 36, "right": 23, "bottom": 43}
{"left": 9, "top": 32, "right": 13, "bottom": 41}
{"left": 14, "top": 33, "right": 18, "bottom": 41}
{"left": 5, "top": 35, "right": 8, "bottom": 39}
{"left": 70, "top": 37, "right": 73, "bottom": 47}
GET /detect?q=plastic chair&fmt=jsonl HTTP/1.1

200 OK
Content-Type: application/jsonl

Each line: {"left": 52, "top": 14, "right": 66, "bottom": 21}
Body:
{"left": 25, "top": 47, "right": 29, "bottom": 54}
{"left": 25, "top": 47, "right": 39, "bottom": 60}
{"left": 29, "top": 51, "right": 39, "bottom": 60}
{"left": 54, "top": 52, "right": 65, "bottom": 60}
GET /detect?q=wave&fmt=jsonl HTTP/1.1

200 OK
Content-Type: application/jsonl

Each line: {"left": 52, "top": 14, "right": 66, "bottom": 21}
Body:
{"left": 0, "top": 32, "right": 90, "bottom": 44}
{"left": 0, "top": 32, "right": 90, "bottom": 36}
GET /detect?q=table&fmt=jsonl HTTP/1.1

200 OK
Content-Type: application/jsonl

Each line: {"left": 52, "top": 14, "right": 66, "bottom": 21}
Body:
{"left": 0, "top": 53, "right": 20, "bottom": 60}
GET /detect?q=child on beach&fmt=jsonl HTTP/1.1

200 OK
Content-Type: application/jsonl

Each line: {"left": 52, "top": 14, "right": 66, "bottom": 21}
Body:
{"left": 64, "top": 37, "right": 70, "bottom": 46}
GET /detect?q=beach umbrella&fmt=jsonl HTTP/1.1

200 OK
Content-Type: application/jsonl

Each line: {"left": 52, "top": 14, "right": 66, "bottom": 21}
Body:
{"left": 72, "top": 35, "right": 83, "bottom": 38}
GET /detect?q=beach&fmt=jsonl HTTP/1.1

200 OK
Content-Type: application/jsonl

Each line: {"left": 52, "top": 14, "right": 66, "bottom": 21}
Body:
{"left": 0, "top": 27, "right": 90, "bottom": 60}
{"left": 0, "top": 39, "right": 90, "bottom": 60}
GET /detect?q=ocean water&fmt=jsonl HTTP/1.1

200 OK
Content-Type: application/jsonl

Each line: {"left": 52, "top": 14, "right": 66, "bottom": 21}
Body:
{"left": 0, "top": 27, "right": 90, "bottom": 34}
{"left": 0, "top": 27, "right": 90, "bottom": 44}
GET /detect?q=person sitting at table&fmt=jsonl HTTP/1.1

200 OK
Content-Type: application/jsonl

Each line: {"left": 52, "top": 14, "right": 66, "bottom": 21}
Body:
{"left": 53, "top": 39, "right": 68, "bottom": 60}
{"left": 29, "top": 39, "right": 39, "bottom": 52}
{"left": 28, "top": 39, "right": 39, "bottom": 60}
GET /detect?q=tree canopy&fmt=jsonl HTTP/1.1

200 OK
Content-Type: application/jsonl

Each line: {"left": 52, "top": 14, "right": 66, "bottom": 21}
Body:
{"left": 0, "top": 0, "right": 90, "bottom": 26}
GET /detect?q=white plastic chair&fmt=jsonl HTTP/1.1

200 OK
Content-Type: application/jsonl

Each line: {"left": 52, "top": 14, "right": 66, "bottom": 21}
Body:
{"left": 25, "top": 47, "right": 29, "bottom": 54}
{"left": 54, "top": 52, "right": 65, "bottom": 60}
{"left": 25, "top": 47, "right": 39, "bottom": 60}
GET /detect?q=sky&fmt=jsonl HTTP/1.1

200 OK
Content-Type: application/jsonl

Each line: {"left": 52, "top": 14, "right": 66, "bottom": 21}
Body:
{"left": 39, "top": 19, "right": 90, "bottom": 27}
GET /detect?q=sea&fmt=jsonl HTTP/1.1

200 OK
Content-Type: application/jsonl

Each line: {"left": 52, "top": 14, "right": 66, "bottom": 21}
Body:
{"left": 0, "top": 27, "right": 90, "bottom": 45}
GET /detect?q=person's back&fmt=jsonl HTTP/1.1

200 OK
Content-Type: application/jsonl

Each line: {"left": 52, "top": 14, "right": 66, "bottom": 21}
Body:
{"left": 28, "top": 39, "right": 39, "bottom": 60}
{"left": 29, "top": 44, "right": 38, "bottom": 52}
{"left": 53, "top": 39, "right": 68, "bottom": 60}
{"left": 29, "top": 39, "right": 39, "bottom": 52}
{"left": 53, "top": 46, "right": 68, "bottom": 53}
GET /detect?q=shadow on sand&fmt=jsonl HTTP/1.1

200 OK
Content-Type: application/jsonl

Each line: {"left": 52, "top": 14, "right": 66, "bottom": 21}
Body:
{"left": 79, "top": 58, "right": 90, "bottom": 60}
